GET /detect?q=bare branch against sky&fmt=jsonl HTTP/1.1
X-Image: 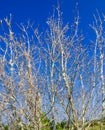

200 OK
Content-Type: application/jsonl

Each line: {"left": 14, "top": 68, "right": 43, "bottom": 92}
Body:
{"left": 0, "top": 1, "right": 105, "bottom": 130}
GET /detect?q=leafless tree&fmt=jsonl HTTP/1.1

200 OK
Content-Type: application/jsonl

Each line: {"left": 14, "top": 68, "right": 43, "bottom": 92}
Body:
{"left": 0, "top": 5, "right": 105, "bottom": 130}
{"left": 90, "top": 12, "right": 105, "bottom": 130}
{"left": 0, "top": 15, "right": 42, "bottom": 130}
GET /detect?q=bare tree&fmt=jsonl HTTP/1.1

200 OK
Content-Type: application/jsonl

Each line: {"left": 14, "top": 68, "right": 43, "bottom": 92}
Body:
{"left": 0, "top": 5, "right": 105, "bottom": 130}
{"left": 90, "top": 12, "right": 105, "bottom": 130}
{"left": 0, "top": 15, "right": 42, "bottom": 130}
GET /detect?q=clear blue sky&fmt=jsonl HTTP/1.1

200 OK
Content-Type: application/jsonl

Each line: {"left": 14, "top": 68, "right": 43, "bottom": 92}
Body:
{"left": 0, "top": 0, "right": 105, "bottom": 35}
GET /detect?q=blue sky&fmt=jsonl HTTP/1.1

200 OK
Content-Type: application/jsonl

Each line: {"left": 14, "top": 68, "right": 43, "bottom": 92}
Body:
{"left": 0, "top": 0, "right": 105, "bottom": 24}
{"left": 0, "top": 0, "right": 105, "bottom": 39}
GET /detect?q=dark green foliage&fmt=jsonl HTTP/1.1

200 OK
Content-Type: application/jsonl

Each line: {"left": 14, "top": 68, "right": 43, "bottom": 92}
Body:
{"left": 102, "top": 117, "right": 105, "bottom": 122}
{"left": 3, "top": 125, "right": 9, "bottom": 130}
{"left": 56, "top": 121, "right": 67, "bottom": 129}
{"left": 3, "top": 115, "right": 105, "bottom": 130}
{"left": 40, "top": 112, "right": 51, "bottom": 130}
